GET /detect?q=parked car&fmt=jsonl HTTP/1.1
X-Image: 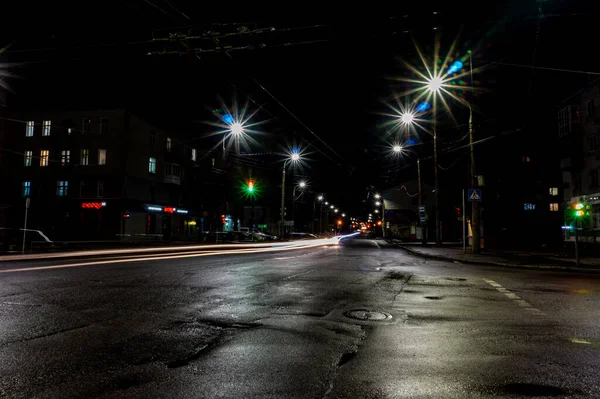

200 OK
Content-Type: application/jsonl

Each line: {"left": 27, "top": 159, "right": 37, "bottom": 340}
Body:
{"left": 0, "top": 228, "right": 53, "bottom": 253}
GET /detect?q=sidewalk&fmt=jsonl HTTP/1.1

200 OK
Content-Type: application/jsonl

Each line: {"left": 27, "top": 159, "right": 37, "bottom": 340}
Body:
{"left": 393, "top": 242, "right": 600, "bottom": 272}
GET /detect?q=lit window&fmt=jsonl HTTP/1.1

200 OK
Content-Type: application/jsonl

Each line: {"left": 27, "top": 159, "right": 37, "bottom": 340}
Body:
{"left": 61, "top": 150, "right": 70, "bottom": 166}
{"left": 22, "top": 181, "right": 31, "bottom": 197}
{"left": 81, "top": 149, "right": 89, "bottom": 165}
{"left": 550, "top": 203, "right": 559, "bottom": 211}
{"left": 191, "top": 148, "right": 197, "bottom": 161}
{"left": 98, "top": 149, "right": 106, "bottom": 165}
{"left": 149, "top": 157, "right": 156, "bottom": 174}
{"left": 82, "top": 118, "right": 92, "bottom": 134}
{"left": 68, "top": 128, "right": 72, "bottom": 135}
{"left": 40, "top": 150, "right": 49, "bottom": 167}
{"left": 166, "top": 137, "right": 172, "bottom": 152}
{"left": 25, "top": 121, "right": 34, "bottom": 137}
{"left": 524, "top": 203, "right": 536, "bottom": 211}
{"left": 42, "top": 120, "right": 51, "bottom": 136}
{"left": 57, "top": 181, "right": 68, "bottom": 197}
{"left": 100, "top": 118, "right": 108, "bottom": 134}
{"left": 522, "top": 156, "right": 531, "bottom": 163}
{"left": 549, "top": 187, "right": 558, "bottom": 196}
{"left": 24, "top": 151, "right": 32, "bottom": 167}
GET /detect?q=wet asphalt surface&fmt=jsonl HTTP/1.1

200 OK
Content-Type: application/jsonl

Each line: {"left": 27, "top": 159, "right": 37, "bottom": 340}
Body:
{"left": 1, "top": 238, "right": 600, "bottom": 398}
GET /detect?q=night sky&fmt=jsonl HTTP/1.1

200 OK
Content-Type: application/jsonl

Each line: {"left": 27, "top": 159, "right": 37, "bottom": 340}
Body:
{"left": 2, "top": 1, "right": 600, "bottom": 213}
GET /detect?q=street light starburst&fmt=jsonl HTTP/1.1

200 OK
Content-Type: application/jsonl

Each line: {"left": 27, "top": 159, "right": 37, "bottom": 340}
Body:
{"left": 392, "top": 34, "right": 482, "bottom": 124}
{"left": 204, "top": 95, "right": 268, "bottom": 155}
{"left": 0, "top": 46, "right": 16, "bottom": 103}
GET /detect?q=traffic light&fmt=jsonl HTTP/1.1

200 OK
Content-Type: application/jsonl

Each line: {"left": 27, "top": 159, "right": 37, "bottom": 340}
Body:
{"left": 221, "top": 214, "right": 226, "bottom": 224}
{"left": 574, "top": 202, "right": 585, "bottom": 217}
{"left": 247, "top": 179, "right": 254, "bottom": 193}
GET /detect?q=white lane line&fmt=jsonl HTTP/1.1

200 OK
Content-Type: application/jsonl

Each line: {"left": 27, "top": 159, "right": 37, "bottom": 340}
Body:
{"left": 483, "top": 279, "right": 546, "bottom": 316}
{"left": 484, "top": 279, "right": 502, "bottom": 288}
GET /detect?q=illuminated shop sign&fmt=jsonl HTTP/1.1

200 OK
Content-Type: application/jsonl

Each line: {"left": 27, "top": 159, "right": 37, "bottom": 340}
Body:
{"left": 145, "top": 205, "right": 189, "bottom": 214}
{"left": 81, "top": 202, "right": 106, "bottom": 209}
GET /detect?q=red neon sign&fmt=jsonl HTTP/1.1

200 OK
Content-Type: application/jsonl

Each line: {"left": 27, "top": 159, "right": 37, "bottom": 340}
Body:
{"left": 81, "top": 202, "right": 106, "bottom": 209}
{"left": 163, "top": 207, "right": 176, "bottom": 214}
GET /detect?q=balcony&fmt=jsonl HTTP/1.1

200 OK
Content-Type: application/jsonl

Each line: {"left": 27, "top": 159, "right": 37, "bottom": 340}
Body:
{"left": 164, "top": 174, "right": 181, "bottom": 185}
{"left": 164, "top": 163, "right": 182, "bottom": 185}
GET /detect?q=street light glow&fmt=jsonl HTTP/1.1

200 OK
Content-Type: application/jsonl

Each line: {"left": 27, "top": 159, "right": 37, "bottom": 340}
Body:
{"left": 426, "top": 76, "right": 443, "bottom": 93}
{"left": 291, "top": 153, "right": 300, "bottom": 161}
{"left": 230, "top": 122, "right": 244, "bottom": 135}
{"left": 393, "top": 144, "right": 402, "bottom": 153}
{"left": 374, "top": 194, "right": 381, "bottom": 199}
{"left": 318, "top": 195, "right": 324, "bottom": 201}
{"left": 375, "top": 201, "right": 381, "bottom": 206}
{"left": 298, "top": 181, "right": 306, "bottom": 188}
{"left": 401, "top": 112, "right": 415, "bottom": 125}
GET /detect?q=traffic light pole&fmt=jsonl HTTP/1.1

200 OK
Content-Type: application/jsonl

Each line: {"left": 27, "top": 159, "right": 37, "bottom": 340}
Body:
{"left": 575, "top": 218, "right": 580, "bottom": 267}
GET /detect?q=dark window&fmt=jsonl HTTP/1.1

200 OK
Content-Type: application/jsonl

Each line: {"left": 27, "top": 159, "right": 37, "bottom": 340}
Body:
{"left": 82, "top": 119, "right": 92, "bottom": 134}
{"left": 100, "top": 118, "right": 108, "bottom": 134}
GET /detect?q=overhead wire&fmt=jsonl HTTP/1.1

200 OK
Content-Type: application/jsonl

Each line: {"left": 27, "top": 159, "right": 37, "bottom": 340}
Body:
{"left": 222, "top": 50, "right": 347, "bottom": 166}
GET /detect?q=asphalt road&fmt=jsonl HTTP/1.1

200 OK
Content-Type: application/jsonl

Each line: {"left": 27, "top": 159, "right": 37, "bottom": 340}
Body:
{"left": 1, "top": 238, "right": 600, "bottom": 398}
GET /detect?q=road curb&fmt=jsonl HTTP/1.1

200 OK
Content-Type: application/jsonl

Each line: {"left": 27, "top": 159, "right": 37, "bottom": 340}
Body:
{"left": 397, "top": 245, "right": 600, "bottom": 274}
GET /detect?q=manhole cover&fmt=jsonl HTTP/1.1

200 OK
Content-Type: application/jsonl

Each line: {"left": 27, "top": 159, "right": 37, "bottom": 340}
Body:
{"left": 344, "top": 309, "right": 393, "bottom": 321}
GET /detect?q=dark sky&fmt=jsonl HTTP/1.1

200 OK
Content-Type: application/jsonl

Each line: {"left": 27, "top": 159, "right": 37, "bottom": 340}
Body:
{"left": 2, "top": 1, "right": 600, "bottom": 212}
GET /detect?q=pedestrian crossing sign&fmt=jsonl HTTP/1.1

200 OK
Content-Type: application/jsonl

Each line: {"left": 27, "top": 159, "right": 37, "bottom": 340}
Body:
{"left": 468, "top": 189, "right": 482, "bottom": 202}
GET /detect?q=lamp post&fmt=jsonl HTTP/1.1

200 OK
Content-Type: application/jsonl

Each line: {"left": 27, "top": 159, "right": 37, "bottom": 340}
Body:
{"left": 280, "top": 152, "right": 301, "bottom": 238}
{"left": 393, "top": 143, "right": 425, "bottom": 244}
{"left": 292, "top": 181, "right": 306, "bottom": 233}
{"left": 314, "top": 195, "right": 324, "bottom": 234}
{"left": 423, "top": 77, "right": 443, "bottom": 246}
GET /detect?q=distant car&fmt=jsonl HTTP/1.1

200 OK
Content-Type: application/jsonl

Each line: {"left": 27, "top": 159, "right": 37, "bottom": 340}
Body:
{"left": 248, "top": 229, "right": 277, "bottom": 242}
{"left": 287, "top": 232, "right": 319, "bottom": 240}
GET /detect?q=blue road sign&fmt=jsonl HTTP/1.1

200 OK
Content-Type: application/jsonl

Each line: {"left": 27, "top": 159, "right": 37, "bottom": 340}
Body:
{"left": 468, "top": 189, "right": 482, "bottom": 202}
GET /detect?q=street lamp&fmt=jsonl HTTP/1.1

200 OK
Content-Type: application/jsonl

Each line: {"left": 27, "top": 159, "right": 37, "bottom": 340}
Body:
{"left": 280, "top": 151, "right": 302, "bottom": 238}
{"left": 292, "top": 181, "right": 307, "bottom": 233}
{"left": 394, "top": 143, "right": 425, "bottom": 244}
{"left": 314, "top": 195, "right": 324, "bottom": 234}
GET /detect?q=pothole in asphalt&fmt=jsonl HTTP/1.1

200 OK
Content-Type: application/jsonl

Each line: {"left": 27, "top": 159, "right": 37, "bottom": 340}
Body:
{"left": 499, "top": 383, "right": 569, "bottom": 396}
{"left": 388, "top": 272, "right": 405, "bottom": 280}
{"left": 424, "top": 296, "right": 443, "bottom": 300}
{"left": 344, "top": 309, "right": 393, "bottom": 322}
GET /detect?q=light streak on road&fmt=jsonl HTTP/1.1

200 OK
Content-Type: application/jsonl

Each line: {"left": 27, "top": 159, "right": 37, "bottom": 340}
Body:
{"left": 0, "top": 240, "right": 341, "bottom": 274}
{"left": 0, "top": 237, "right": 346, "bottom": 263}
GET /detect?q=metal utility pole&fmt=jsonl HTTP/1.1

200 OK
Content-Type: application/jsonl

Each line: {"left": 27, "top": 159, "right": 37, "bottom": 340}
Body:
{"left": 418, "top": 158, "right": 426, "bottom": 245}
{"left": 280, "top": 166, "right": 286, "bottom": 239}
{"left": 469, "top": 50, "right": 481, "bottom": 254}
{"left": 462, "top": 189, "right": 467, "bottom": 253}
{"left": 433, "top": 116, "right": 442, "bottom": 246}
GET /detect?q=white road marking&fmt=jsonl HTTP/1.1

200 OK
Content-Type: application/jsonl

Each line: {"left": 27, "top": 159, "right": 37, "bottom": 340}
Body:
{"left": 483, "top": 279, "right": 546, "bottom": 316}
{"left": 571, "top": 338, "right": 592, "bottom": 344}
